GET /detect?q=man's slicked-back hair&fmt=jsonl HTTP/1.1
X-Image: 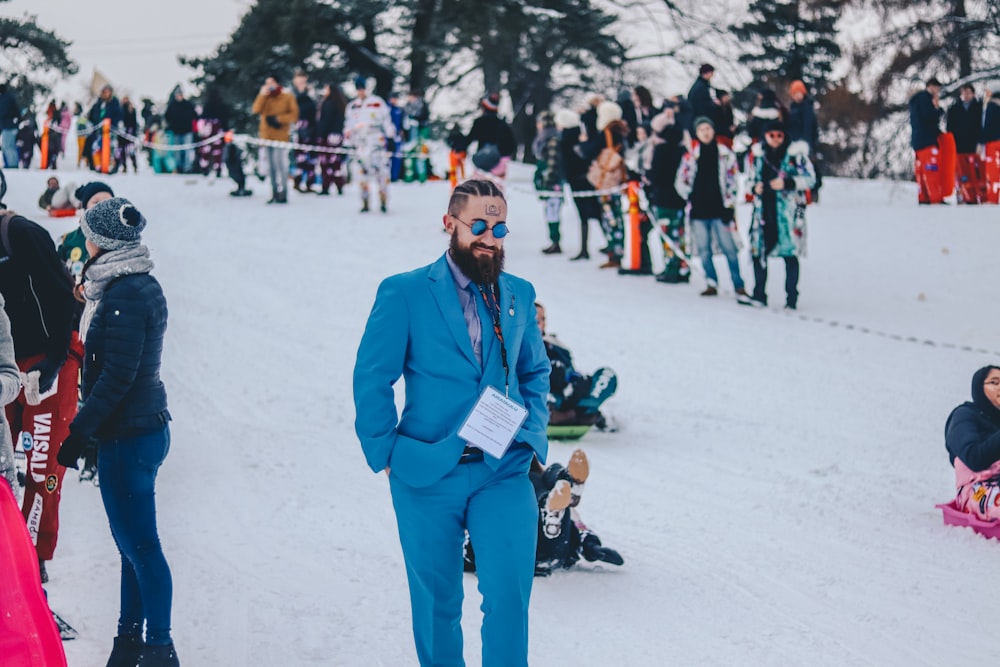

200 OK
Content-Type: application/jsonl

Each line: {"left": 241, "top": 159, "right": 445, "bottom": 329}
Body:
{"left": 447, "top": 179, "right": 505, "bottom": 218}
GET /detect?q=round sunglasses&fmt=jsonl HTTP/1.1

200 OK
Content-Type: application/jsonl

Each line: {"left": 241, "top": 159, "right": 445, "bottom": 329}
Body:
{"left": 452, "top": 214, "right": 509, "bottom": 238}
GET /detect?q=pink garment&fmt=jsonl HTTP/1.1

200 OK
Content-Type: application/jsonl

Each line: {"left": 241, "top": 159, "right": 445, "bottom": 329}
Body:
{"left": 954, "top": 458, "right": 1000, "bottom": 521}
{"left": 59, "top": 109, "right": 72, "bottom": 152}
{"left": 0, "top": 480, "right": 67, "bottom": 666}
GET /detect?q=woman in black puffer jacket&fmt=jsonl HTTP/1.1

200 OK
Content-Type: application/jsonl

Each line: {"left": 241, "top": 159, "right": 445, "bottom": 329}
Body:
{"left": 945, "top": 365, "right": 1000, "bottom": 522}
{"left": 57, "top": 197, "right": 178, "bottom": 667}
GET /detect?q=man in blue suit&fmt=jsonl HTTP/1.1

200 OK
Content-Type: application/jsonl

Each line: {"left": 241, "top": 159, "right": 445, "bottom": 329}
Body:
{"left": 354, "top": 178, "right": 550, "bottom": 667}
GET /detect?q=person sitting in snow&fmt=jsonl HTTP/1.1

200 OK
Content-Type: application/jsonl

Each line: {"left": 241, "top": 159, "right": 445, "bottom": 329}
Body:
{"left": 464, "top": 449, "right": 623, "bottom": 576}
{"left": 945, "top": 365, "right": 1000, "bottom": 522}
{"left": 535, "top": 302, "right": 617, "bottom": 428}
{"left": 38, "top": 177, "right": 78, "bottom": 214}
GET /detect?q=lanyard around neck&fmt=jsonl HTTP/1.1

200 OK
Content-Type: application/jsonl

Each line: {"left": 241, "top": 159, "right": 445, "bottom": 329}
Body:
{"left": 475, "top": 282, "right": 510, "bottom": 396}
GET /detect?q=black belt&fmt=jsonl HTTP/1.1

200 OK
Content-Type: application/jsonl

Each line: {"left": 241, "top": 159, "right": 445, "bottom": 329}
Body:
{"left": 458, "top": 445, "right": 484, "bottom": 464}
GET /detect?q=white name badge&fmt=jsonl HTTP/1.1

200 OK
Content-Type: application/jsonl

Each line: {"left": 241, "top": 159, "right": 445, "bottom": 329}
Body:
{"left": 458, "top": 386, "right": 529, "bottom": 459}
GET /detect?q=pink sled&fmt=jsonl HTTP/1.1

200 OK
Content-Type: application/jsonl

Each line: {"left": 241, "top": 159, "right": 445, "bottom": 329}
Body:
{"left": 936, "top": 499, "right": 1000, "bottom": 540}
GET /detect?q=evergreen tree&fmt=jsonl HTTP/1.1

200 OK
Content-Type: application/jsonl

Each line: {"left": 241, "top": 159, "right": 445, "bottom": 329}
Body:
{"left": 182, "top": 0, "right": 395, "bottom": 133}
{"left": 0, "top": 0, "right": 77, "bottom": 106}
{"left": 732, "top": 0, "right": 844, "bottom": 92}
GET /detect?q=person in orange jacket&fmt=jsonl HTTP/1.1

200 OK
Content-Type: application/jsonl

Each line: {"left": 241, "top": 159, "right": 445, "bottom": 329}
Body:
{"left": 251, "top": 76, "right": 299, "bottom": 204}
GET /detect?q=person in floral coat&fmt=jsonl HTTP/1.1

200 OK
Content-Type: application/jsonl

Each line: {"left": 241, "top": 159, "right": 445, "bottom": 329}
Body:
{"left": 746, "top": 120, "right": 815, "bottom": 310}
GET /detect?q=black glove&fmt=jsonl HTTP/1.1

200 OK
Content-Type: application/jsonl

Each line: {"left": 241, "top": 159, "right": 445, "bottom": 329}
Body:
{"left": 57, "top": 432, "right": 92, "bottom": 470}
{"left": 28, "top": 356, "right": 64, "bottom": 394}
{"left": 265, "top": 115, "right": 281, "bottom": 129}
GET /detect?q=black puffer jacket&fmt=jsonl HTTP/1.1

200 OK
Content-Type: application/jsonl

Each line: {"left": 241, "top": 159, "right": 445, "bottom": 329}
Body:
{"left": 72, "top": 273, "right": 170, "bottom": 440}
{"left": 466, "top": 112, "right": 517, "bottom": 158}
{"left": 648, "top": 125, "right": 687, "bottom": 210}
{"left": 945, "top": 366, "right": 1000, "bottom": 471}
{"left": 0, "top": 215, "right": 75, "bottom": 362}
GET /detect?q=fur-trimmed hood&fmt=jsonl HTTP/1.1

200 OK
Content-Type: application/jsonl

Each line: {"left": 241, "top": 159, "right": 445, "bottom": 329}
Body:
{"left": 750, "top": 139, "right": 810, "bottom": 158}
{"left": 750, "top": 106, "right": 782, "bottom": 121}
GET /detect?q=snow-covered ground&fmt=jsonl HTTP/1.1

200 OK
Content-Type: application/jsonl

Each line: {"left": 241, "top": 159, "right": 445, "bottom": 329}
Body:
{"left": 3, "top": 164, "right": 998, "bottom": 666}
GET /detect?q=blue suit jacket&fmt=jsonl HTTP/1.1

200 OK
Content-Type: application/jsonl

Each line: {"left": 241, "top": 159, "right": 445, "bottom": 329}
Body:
{"left": 354, "top": 253, "right": 550, "bottom": 488}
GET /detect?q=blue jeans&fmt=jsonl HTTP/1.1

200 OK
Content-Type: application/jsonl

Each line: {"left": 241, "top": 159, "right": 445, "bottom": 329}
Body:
{"left": 170, "top": 132, "right": 193, "bottom": 172}
{"left": 691, "top": 217, "right": 744, "bottom": 290}
{"left": 2, "top": 128, "right": 18, "bottom": 168}
{"left": 98, "top": 425, "right": 173, "bottom": 645}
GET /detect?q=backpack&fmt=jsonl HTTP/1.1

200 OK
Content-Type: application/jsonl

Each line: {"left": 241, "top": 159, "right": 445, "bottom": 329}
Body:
{"left": 586, "top": 128, "right": 626, "bottom": 191}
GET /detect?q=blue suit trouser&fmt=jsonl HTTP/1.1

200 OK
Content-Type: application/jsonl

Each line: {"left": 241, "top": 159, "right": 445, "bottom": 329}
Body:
{"left": 389, "top": 445, "right": 538, "bottom": 667}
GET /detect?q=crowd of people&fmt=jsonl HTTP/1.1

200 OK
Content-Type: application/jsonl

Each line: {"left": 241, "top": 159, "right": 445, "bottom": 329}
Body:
{"left": 527, "top": 64, "right": 818, "bottom": 310}
{"left": 909, "top": 78, "right": 1000, "bottom": 205}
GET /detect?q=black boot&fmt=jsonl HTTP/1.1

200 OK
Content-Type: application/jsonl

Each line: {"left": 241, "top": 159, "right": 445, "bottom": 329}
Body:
{"left": 106, "top": 635, "right": 144, "bottom": 667}
{"left": 581, "top": 533, "right": 624, "bottom": 566}
{"left": 570, "top": 250, "right": 589, "bottom": 261}
{"left": 137, "top": 642, "right": 180, "bottom": 667}
{"left": 541, "top": 242, "right": 562, "bottom": 255}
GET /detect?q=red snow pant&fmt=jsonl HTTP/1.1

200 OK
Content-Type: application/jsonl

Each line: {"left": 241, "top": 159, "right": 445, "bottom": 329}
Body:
{"left": 914, "top": 145, "right": 944, "bottom": 204}
{"left": 956, "top": 153, "right": 986, "bottom": 204}
{"left": 984, "top": 140, "right": 1000, "bottom": 204}
{"left": 6, "top": 337, "right": 82, "bottom": 561}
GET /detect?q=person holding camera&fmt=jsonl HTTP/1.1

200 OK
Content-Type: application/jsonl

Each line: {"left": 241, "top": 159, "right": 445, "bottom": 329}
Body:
{"left": 251, "top": 76, "right": 300, "bottom": 204}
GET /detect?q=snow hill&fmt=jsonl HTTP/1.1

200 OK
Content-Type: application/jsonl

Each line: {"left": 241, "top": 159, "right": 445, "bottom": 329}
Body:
{"left": 3, "top": 165, "right": 999, "bottom": 666}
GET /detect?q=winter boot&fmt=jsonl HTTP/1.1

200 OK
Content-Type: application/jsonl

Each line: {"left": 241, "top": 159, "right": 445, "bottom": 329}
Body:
{"left": 541, "top": 242, "right": 562, "bottom": 255}
{"left": 598, "top": 255, "right": 621, "bottom": 269}
{"left": 380, "top": 194, "right": 388, "bottom": 213}
{"left": 700, "top": 285, "right": 718, "bottom": 297}
{"left": 360, "top": 198, "right": 370, "bottom": 213}
{"left": 106, "top": 635, "right": 144, "bottom": 667}
{"left": 275, "top": 190, "right": 288, "bottom": 204}
{"left": 581, "top": 533, "right": 624, "bottom": 566}
{"left": 137, "top": 642, "right": 180, "bottom": 667}
{"left": 540, "top": 480, "right": 572, "bottom": 539}
{"left": 229, "top": 187, "right": 252, "bottom": 197}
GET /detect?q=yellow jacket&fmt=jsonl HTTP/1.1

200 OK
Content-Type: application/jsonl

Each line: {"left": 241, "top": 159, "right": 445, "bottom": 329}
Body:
{"left": 251, "top": 90, "right": 299, "bottom": 142}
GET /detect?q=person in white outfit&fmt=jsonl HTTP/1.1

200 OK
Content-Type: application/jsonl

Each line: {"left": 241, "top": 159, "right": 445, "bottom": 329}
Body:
{"left": 344, "top": 76, "right": 396, "bottom": 213}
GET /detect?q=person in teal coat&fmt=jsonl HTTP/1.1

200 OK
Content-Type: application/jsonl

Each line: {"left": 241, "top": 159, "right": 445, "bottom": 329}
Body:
{"left": 353, "top": 178, "right": 550, "bottom": 667}
{"left": 746, "top": 120, "right": 816, "bottom": 310}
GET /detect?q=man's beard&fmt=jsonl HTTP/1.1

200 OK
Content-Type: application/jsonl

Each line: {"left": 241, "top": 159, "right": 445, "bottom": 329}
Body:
{"left": 449, "top": 231, "right": 505, "bottom": 285}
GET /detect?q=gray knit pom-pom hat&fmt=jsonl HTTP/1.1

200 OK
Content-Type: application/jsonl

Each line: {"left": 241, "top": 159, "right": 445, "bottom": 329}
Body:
{"left": 81, "top": 197, "right": 147, "bottom": 250}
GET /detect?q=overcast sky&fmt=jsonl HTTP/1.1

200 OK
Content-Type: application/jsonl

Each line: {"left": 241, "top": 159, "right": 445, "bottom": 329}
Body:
{"left": 1, "top": 0, "right": 252, "bottom": 102}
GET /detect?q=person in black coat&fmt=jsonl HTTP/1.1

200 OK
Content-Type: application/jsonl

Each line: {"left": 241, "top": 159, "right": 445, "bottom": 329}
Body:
{"left": 945, "top": 84, "right": 982, "bottom": 155}
{"left": 291, "top": 70, "right": 318, "bottom": 192}
{"left": 556, "top": 109, "right": 601, "bottom": 260}
{"left": 687, "top": 64, "right": 717, "bottom": 133}
{"left": 946, "top": 84, "right": 985, "bottom": 204}
{"left": 909, "top": 78, "right": 943, "bottom": 152}
{"left": 464, "top": 449, "right": 623, "bottom": 577}
{"left": 198, "top": 88, "right": 229, "bottom": 178}
{"left": 945, "top": 366, "right": 1000, "bottom": 521}
{"left": 466, "top": 93, "right": 517, "bottom": 176}
{"left": 164, "top": 89, "right": 198, "bottom": 173}
{"left": 316, "top": 83, "right": 349, "bottom": 196}
{"left": 0, "top": 208, "right": 80, "bottom": 583}
{"left": 908, "top": 78, "right": 945, "bottom": 203}
{"left": 787, "top": 80, "right": 821, "bottom": 200}
{"left": 57, "top": 197, "right": 179, "bottom": 667}
{"left": 646, "top": 109, "right": 690, "bottom": 283}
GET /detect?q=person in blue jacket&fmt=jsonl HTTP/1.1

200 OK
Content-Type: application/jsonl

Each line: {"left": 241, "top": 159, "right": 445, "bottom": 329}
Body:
{"left": 354, "top": 178, "right": 550, "bottom": 667}
{"left": 57, "top": 197, "right": 179, "bottom": 667}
